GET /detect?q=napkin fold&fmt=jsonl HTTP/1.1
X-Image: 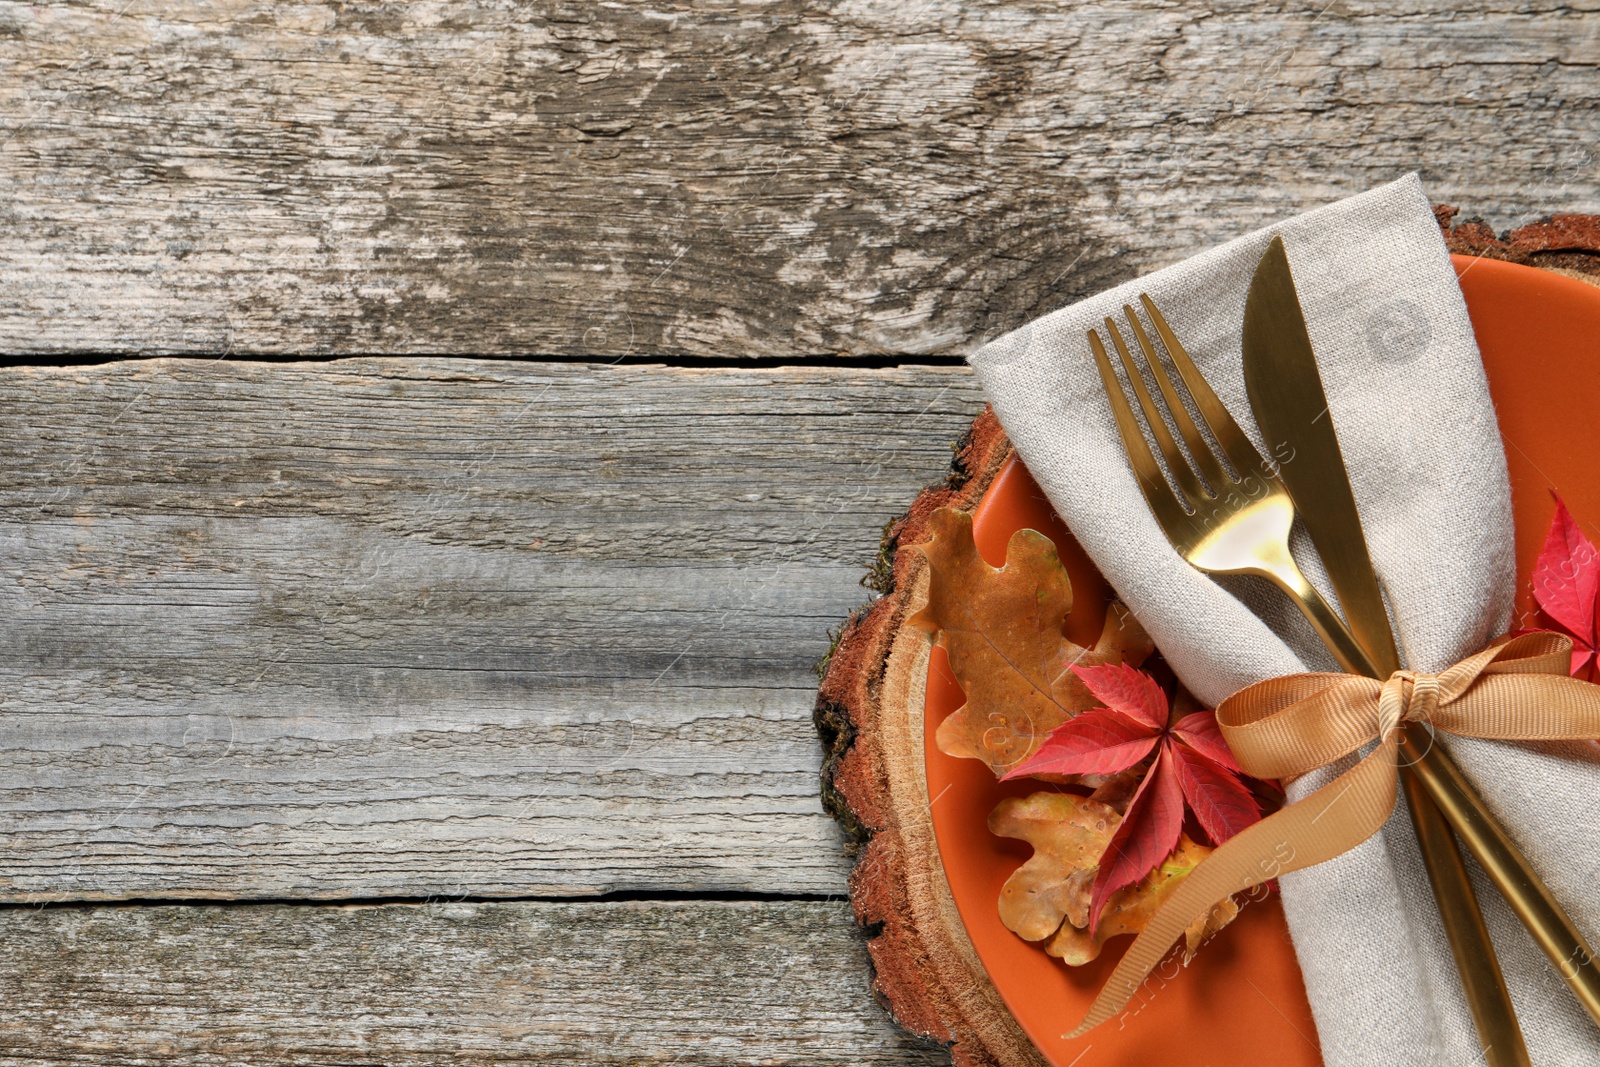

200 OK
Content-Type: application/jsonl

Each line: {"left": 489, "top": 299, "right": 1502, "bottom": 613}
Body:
{"left": 968, "top": 174, "right": 1600, "bottom": 1066}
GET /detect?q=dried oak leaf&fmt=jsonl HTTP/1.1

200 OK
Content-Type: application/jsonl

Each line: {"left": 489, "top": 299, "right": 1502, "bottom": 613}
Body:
{"left": 990, "top": 791, "right": 1239, "bottom": 966}
{"left": 912, "top": 507, "right": 1153, "bottom": 778}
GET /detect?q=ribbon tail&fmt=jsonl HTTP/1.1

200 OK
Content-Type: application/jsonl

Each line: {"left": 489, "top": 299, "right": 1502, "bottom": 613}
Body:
{"left": 1065, "top": 733, "right": 1403, "bottom": 1037}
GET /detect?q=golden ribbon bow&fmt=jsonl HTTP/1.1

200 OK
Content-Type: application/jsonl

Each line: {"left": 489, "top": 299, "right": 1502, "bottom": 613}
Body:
{"left": 1067, "top": 630, "right": 1600, "bottom": 1037}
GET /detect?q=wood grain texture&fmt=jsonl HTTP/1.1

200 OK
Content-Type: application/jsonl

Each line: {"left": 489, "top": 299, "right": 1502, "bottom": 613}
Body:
{"left": 0, "top": 357, "right": 983, "bottom": 901}
{"left": 0, "top": 1, "right": 1596, "bottom": 358}
{"left": 0, "top": 898, "right": 947, "bottom": 1064}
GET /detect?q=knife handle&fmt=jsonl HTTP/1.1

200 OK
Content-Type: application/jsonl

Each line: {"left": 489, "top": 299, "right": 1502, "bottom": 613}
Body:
{"left": 1402, "top": 727, "right": 1600, "bottom": 1030}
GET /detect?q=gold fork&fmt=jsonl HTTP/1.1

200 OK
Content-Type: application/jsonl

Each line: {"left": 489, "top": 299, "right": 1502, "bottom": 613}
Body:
{"left": 1088, "top": 303, "right": 1371, "bottom": 667}
{"left": 1089, "top": 294, "right": 1548, "bottom": 1066}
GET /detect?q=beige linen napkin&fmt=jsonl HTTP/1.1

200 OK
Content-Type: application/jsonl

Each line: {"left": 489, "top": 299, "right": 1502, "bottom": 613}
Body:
{"left": 968, "top": 174, "right": 1600, "bottom": 1065}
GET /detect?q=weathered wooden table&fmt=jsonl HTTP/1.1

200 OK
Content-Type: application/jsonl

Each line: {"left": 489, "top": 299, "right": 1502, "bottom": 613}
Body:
{"left": 0, "top": 4, "right": 1594, "bottom": 1063}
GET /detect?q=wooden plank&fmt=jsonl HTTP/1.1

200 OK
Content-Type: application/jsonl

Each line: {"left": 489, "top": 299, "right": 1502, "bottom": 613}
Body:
{"left": 0, "top": 357, "right": 983, "bottom": 901}
{"left": 0, "top": 1, "right": 1594, "bottom": 358}
{"left": 0, "top": 898, "right": 946, "bottom": 1064}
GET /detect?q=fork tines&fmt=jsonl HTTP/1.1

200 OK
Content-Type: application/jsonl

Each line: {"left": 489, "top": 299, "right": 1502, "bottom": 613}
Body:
{"left": 1089, "top": 294, "right": 1275, "bottom": 522}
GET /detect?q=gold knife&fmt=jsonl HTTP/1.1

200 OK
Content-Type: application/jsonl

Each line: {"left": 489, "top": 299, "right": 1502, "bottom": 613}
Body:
{"left": 1244, "top": 234, "right": 1600, "bottom": 1050}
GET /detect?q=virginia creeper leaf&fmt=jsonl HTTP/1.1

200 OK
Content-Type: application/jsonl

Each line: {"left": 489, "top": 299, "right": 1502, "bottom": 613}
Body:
{"left": 1089, "top": 744, "right": 1184, "bottom": 932}
{"left": 1071, "top": 661, "right": 1170, "bottom": 730}
{"left": 1532, "top": 494, "right": 1600, "bottom": 678}
{"left": 1171, "top": 710, "right": 1246, "bottom": 775}
{"left": 1169, "top": 741, "right": 1261, "bottom": 845}
{"left": 915, "top": 507, "right": 1275, "bottom": 969}
{"left": 1001, "top": 709, "right": 1160, "bottom": 779}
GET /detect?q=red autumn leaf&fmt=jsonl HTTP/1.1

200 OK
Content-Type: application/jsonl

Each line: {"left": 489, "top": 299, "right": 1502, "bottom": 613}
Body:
{"left": 1574, "top": 649, "right": 1595, "bottom": 680}
{"left": 1169, "top": 741, "right": 1261, "bottom": 845}
{"left": 1007, "top": 659, "right": 1269, "bottom": 932}
{"left": 1071, "top": 661, "right": 1169, "bottom": 730}
{"left": 1171, "top": 711, "right": 1245, "bottom": 775}
{"left": 1002, "top": 709, "right": 1161, "bottom": 779}
{"left": 1533, "top": 495, "right": 1600, "bottom": 639}
{"left": 1532, "top": 494, "right": 1600, "bottom": 679}
{"left": 1090, "top": 744, "right": 1184, "bottom": 931}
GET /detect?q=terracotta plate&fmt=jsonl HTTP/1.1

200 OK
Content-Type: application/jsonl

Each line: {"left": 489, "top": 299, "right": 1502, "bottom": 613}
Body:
{"left": 923, "top": 257, "right": 1600, "bottom": 1066}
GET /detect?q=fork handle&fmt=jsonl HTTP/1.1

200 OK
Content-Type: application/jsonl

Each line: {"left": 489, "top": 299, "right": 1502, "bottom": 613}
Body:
{"left": 1248, "top": 541, "right": 1378, "bottom": 675}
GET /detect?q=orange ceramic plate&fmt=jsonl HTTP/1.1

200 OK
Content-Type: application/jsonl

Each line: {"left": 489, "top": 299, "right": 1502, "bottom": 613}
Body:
{"left": 924, "top": 256, "right": 1600, "bottom": 1066}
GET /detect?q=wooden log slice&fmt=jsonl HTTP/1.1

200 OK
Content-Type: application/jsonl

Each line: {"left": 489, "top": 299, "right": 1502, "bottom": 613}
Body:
{"left": 813, "top": 211, "right": 1600, "bottom": 1066}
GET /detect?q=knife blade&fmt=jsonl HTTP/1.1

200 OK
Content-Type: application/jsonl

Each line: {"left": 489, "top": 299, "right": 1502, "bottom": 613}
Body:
{"left": 1240, "top": 235, "right": 1401, "bottom": 675}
